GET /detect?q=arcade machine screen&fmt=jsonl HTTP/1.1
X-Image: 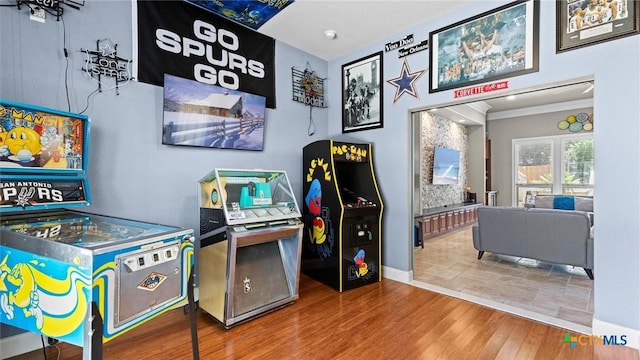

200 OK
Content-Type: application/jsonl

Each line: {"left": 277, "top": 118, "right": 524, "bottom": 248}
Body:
{"left": 333, "top": 160, "right": 379, "bottom": 207}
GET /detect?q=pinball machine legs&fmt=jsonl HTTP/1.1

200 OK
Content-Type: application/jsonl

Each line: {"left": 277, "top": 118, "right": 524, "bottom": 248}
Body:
{"left": 82, "top": 302, "right": 103, "bottom": 360}
{"left": 187, "top": 264, "right": 200, "bottom": 360}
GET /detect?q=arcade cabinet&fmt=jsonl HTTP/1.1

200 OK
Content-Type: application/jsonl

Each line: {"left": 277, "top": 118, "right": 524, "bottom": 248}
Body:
{"left": 302, "top": 140, "right": 384, "bottom": 291}
{"left": 0, "top": 99, "right": 195, "bottom": 360}
{"left": 198, "top": 168, "right": 303, "bottom": 328}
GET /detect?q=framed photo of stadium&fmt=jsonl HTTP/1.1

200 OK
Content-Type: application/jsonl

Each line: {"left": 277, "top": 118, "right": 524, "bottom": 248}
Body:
{"left": 342, "top": 51, "right": 383, "bottom": 133}
{"left": 428, "top": 0, "right": 539, "bottom": 93}
{"left": 556, "top": 0, "right": 640, "bottom": 53}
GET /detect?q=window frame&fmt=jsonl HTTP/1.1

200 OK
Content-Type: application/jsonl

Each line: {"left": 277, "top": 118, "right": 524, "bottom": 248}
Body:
{"left": 512, "top": 133, "right": 593, "bottom": 206}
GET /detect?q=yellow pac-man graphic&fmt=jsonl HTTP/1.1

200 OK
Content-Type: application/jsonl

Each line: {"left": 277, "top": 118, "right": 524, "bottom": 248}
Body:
{"left": 307, "top": 158, "right": 331, "bottom": 182}
{"left": 5, "top": 127, "right": 42, "bottom": 156}
{"left": 332, "top": 144, "right": 367, "bottom": 159}
{"left": 310, "top": 217, "right": 326, "bottom": 244}
{"left": 0, "top": 254, "right": 90, "bottom": 339}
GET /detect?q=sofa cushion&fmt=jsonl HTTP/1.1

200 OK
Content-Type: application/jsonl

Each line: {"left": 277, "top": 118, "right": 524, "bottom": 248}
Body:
{"left": 524, "top": 208, "right": 592, "bottom": 267}
{"left": 475, "top": 207, "right": 528, "bottom": 257}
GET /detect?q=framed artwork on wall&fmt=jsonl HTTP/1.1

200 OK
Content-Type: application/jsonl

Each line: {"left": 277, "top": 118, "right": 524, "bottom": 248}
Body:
{"left": 556, "top": 0, "right": 640, "bottom": 52}
{"left": 162, "top": 74, "right": 266, "bottom": 151}
{"left": 428, "top": 0, "right": 539, "bottom": 93}
{"left": 342, "top": 51, "right": 383, "bottom": 133}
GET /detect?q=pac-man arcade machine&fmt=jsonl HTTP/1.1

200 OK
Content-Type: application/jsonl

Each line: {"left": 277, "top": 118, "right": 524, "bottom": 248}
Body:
{"left": 302, "top": 140, "right": 383, "bottom": 291}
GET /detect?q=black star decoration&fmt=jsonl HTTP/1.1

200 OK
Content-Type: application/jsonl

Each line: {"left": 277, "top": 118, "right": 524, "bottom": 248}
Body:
{"left": 386, "top": 58, "right": 425, "bottom": 103}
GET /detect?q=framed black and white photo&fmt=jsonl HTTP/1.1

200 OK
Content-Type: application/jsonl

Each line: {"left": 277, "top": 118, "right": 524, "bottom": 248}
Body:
{"left": 429, "top": 0, "right": 539, "bottom": 93}
{"left": 342, "top": 51, "right": 383, "bottom": 133}
{"left": 556, "top": 0, "right": 640, "bottom": 52}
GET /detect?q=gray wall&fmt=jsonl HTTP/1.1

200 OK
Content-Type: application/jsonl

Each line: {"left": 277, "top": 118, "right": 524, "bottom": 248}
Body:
{"left": 488, "top": 106, "right": 593, "bottom": 206}
{"left": 2, "top": 0, "right": 640, "bottom": 347}
{"left": 0, "top": 0, "right": 328, "bottom": 340}
{"left": 324, "top": 0, "right": 640, "bottom": 341}
{"left": 1, "top": 1, "right": 328, "bottom": 239}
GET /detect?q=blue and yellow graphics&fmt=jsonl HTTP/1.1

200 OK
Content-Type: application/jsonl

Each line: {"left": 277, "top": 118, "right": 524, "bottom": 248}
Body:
{"left": 304, "top": 159, "right": 335, "bottom": 259}
{"left": 0, "top": 212, "right": 195, "bottom": 346}
{"left": 0, "top": 250, "right": 91, "bottom": 344}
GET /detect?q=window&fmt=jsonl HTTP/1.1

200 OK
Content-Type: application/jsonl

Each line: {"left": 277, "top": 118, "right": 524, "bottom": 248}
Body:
{"left": 562, "top": 137, "right": 594, "bottom": 196}
{"left": 513, "top": 134, "right": 593, "bottom": 206}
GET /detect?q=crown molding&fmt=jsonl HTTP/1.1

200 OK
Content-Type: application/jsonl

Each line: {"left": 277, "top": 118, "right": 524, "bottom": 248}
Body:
{"left": 487, "top": 98, "right": 594, "bottom": 121}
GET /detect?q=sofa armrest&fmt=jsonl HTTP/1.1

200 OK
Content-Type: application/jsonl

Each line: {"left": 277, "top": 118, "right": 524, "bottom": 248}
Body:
{"left": 472, "top": 225, "right": 480, "bottom": 250}
{"left": 586, "top": 231, "right": 594, "bottom": 269}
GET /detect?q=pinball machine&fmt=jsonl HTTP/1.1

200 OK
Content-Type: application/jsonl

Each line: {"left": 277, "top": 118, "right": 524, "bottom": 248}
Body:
{"left": 0, "top": 99, "right": 196, "bottom": 359}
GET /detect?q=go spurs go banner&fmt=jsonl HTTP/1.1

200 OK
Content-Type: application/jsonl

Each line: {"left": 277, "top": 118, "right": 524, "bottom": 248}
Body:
{"left": 135, "top": 1, "right": 276, "bottom": 108}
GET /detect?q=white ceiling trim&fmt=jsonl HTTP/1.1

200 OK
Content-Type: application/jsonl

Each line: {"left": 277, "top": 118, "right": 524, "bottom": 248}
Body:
{"left": 487, "top": 98, "right": 594, "bottom": 121}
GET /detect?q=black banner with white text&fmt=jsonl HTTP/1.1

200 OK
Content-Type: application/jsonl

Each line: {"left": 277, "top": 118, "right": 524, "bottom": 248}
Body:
{"left": 136, "top": 1, "right": 276, "bottom": 108}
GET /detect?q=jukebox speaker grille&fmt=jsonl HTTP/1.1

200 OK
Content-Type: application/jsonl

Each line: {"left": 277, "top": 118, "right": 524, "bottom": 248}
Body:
{"left": 200, "top": 208, "right": 224, "bottom": 235}
{"left": 232, "top": 240, "right": 290, "bottom": 316}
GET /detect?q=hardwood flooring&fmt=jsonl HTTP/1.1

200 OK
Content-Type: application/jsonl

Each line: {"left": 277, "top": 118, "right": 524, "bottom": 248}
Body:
{"left": 6, "top": 274, "right": 638, "bottom": 360}
{"left": 412, "top": 225, "right": 594, "bottom": 333}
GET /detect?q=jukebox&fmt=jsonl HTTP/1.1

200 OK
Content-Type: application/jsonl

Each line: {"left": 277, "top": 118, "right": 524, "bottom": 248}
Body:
{"left": 302, "top": 140, "right": 384, "bottom": 292}
{"left": 198, "top": 168, "right": 303, "bottom": 328}
{"left": 0, "top": 99, "right": 195, "bottom": 359}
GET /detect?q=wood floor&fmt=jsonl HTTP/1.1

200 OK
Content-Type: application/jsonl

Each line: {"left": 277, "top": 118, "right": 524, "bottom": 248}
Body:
{"left": 7, "top": 275, "right": 638, "bottom": 360}
{"left": 413, "top": 225, "right": 594, "bottom": 331}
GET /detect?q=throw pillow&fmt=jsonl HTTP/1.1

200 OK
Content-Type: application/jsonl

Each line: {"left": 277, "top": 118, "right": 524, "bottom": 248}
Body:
{"left": 534, "top": 196, "right": 554, "bottom": 209}
{"left": 574, "top": 196, "right": 594, "bottom": 212}
{"left": 553, "top": 195, "right": 575, "bottom": 210}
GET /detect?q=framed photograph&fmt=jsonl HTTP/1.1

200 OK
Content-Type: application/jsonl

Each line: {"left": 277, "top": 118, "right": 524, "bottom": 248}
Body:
{"left": 342, "top": 51, "right": 383, "bottom": 133}
{"left": 162, "top": 74, "right": 266, "bottom": 151}
{"left": 556, "top": 0, "right": 640, "bottom": 52}
{"left": 429, "top": 0, "right": 539, "bottom": 93}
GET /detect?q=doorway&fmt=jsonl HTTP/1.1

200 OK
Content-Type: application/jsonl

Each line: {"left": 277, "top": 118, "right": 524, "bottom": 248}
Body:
{"left": 410, "top": 80, "right": 595, "bottom": 333}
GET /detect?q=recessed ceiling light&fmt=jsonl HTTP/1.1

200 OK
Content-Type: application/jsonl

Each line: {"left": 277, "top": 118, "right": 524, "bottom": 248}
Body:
{"left": 458, "top": 119, "right": 466, "bottom": 123}
{"left": 507, "top": 95, "right": 516, "bottom": 100}
{"left": 324, "top": 30, "right": 337, "bottom": 39}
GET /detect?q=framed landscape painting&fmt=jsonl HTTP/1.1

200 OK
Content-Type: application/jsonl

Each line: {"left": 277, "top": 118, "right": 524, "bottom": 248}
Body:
{"left": 429, "top": 0, "right": 539, "bottom": 93}
{"left": 556, "top": 0, "right": 640, "bottom": 52}
{"left": 162, "top": 74, "right": 266, "bottom": 151}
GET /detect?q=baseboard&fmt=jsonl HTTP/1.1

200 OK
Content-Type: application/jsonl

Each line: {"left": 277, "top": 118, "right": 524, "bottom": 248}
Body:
{"left": 0, "top": 332, "right": 43, "bottom": 360}
{"left": 592, "top": 318, "right": 640, "bottom": 349}
{"left": 381, "top": 265, "right": 411, "bottom": 284}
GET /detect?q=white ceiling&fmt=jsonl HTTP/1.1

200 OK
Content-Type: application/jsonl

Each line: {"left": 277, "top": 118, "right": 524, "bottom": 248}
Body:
{"left": 257, "top": 1, "right": 594, "bottom": 116}
{"left": 258, "top": 0, "right": 474, "bottom": 61}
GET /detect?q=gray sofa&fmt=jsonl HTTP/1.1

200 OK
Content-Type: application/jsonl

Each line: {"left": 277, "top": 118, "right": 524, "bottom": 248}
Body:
{"left": 472, "top": 206, "right": 594, "bottom": 279}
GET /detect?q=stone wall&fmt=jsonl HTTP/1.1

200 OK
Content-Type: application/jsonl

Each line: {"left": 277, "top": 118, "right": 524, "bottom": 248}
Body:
{"left": 421, "top": 112, "right": 468, "bottom": 208}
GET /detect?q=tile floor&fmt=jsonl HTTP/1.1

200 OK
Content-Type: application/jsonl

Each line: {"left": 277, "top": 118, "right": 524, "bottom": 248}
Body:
{"left": 412, "top": 225, "right": 594, "bottom": 333}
